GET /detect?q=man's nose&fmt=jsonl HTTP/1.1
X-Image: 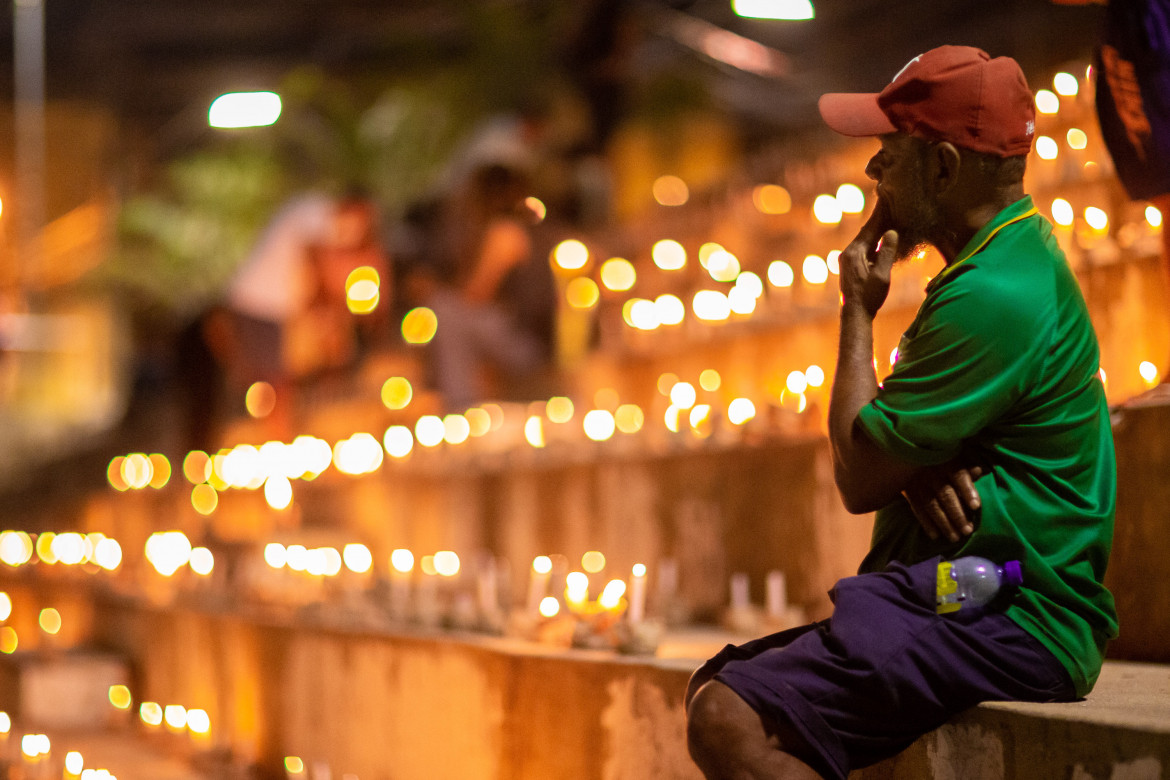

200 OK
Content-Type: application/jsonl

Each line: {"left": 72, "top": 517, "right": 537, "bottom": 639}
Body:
{"left": 865, "top": 156, "right": 881, "bottom": 182}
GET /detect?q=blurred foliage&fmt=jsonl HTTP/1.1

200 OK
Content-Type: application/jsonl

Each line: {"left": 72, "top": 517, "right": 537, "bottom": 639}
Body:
{"left": 97, "top": 0, "right": 707, "bottom": 322}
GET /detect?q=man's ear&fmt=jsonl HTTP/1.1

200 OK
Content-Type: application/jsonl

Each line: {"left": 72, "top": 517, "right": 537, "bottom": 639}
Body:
{"left": 931, "top": 141, "right": 963, "bottom": 196}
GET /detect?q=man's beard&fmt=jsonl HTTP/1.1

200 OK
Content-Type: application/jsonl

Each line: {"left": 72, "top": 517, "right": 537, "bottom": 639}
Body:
{"left": 893, "top": 189, "right": 944, "bottom": 263}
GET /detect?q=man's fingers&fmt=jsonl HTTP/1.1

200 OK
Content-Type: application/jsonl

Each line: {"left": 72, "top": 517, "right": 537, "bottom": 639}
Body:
{"left": 849, "top": 199, "right": 892, "bottom": 254}
{"left": 951, "top": 469, "right": 982, "bottom": 511}
{"left": 873, "top": 229, "right": 899, "bottom": 277}
{"left": 933, "top": 484, "right": 969, "bottom": 542}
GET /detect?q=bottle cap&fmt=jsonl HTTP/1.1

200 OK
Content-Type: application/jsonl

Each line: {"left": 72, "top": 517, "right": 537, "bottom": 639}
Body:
{"left": 1003, "top": 560, "right": 1023, "bottom": 588}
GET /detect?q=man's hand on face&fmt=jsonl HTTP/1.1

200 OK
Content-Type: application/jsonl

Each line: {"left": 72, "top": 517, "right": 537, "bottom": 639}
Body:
{"left": 902, "top": 461, "right": 983, "bottom": 543}
{"left": 841, "top": 199, "right": 899, "bottom": 318}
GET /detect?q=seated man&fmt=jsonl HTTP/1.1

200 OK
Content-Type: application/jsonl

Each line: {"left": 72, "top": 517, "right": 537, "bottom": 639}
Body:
{"left": 686, "top": 46, "right": 1118, "bottom": 779}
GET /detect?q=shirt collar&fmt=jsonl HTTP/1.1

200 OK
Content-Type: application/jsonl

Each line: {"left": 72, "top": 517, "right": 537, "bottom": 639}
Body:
{"left": 926, "top": 195, "right": 1038, "bottom": 292}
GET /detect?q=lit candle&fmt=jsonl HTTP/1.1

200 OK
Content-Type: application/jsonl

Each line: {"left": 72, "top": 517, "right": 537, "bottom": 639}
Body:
{"left": 63, "top": 749, "right": 83, "bottom": 779}
{"left": 388, "top": 549, "right": 414, "bottom": 622}
{"left": 765, "top": 570, "right": 787, "bottom": 618}
{"left": 564, "top": 571, "right": 589, "bottom": 613}
{"left": 628, "top": 563, "right": 647, "bottom": 624}
{"left": 527, "top": 556, "right": 552, "bottom": 617}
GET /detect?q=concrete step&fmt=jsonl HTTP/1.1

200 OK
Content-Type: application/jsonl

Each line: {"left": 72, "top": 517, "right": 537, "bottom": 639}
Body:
{"left": 854, "top": 661, "right": 1170, "bottom": 780}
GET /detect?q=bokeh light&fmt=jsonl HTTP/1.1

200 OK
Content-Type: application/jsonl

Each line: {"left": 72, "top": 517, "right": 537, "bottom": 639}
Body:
{"left": 728, "top": 398, "right": 756, "bottom": 425}
{"left": 581, "top": 551, "right": 606, "bottom": 573}
{"left": 1146, "top": 205, "right": 1163, "bottom": 228}
{"left": 566, "top": 277, "right": 600, "bottom": 309}
{"left": 433, "top": 551, "right": 460, "bottom": 577}
{"left": 599, "top": 579, "right": 627, "bottom": 610}
{"left": 381, "top": 377, "right": 413, "bottom": 410}
{"left": 183, "top": 451, "right": 212, "bottom": 484}
{"left": 1035, "top": 89, "right": 1059, "bottom": 114}
{"left": 583, "top": 410, "right": 616, "bottom": 441}
{"left": 245, "top": 382, "right": 277, "bottom": 418}
{"left": 1051, "top": 198, "right": 1074, "bottom": 226}
{"left": 692, "top": 290, "right": 730, "bottom": 321}
{"left": 391, "top": 549, "right": 415, "bottom": 573}
{"left": 670, "top": 382, "right": 697, "bottom": 409}
{"left": 812, "top": 194, "right": 843, "bottom": 224}
{"left": 39, "top": 608, "right": 62, "bottom": 635}
{"left": 835, "top": 183, "right": 865, "bottom": 214}
{"left": 415, "top": 416, "right": 445, "bottom": 448}
{"left": 546, "top": 396, "right": 574, "bottom": 424}
{"left": 706, "top": 250, "right": 741, "bottom": 282}
{"left": 187, "top": 708, "right": 211, "bottom": 735}
{"left": 552, "top": 239, "right": 589, "bottom": 271}
{"left": 1035, "top": 136, "right": 1059, "bottom": 160}
{"left": 600, "top": 258, "right": 636, "bottom": 291}
{"left": 653, "top": 175, "right": 689, "bottom": 206}
{"left": 263, "top": 475, "right": 294, "bottom": 510}
{"left": 145, "top": 532, "right": 192, "bottom": 577}
{"left": 383, "top": 425, "right": 414, "bottom": 458}
{"left": 652, "top": 240, "right": 686, "bottom": 271}
{"left": 524, "top": 415, "right": 545, "bottom": 448}
{"left": 1053, "top": 71, "right": 1079, "bottom": 96}
{"left": 345, "top": 266, "right": 381, "bottom": 314}
{"left": 803, "top": 255, "right": 829, "bottom": 284}
{"left": 1084, "top": 206, "right": 1109, "bottom": 231}
{"left": 752, "top": 184, "right": 791, "bottom": 214}
{"left": 654, "top": 294, "right": 685, "bottom": 326}
{"left": 191, "top": 483, "right": 219, "bottom": 515}
{"left": 401, "top": 307, "right": 438, "bottom": 344}
{"left": 615, "top": 404, "right": 644, "bottom": 434}
{"left": 442, "top": 414, "right": 471, "bottom": 445}
{"left": 189, "top": 547, "right": 215, "bottom": 576}
{"left": 768, "top": 260, "right": 795, "bottom": 288}
{"left": 108, "top": 685, "right": 132, "bottom": 710}
{"left": 343, "top": 543, "right": 373, "bottom": 574}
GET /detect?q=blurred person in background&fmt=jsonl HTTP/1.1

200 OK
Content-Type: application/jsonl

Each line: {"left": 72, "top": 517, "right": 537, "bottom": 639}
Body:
{"left": 1059, "top": 0, "right": 1170, "bottom": 382}
{"left": 295, "top": 187, "right": 392, "bottom": 383}
{"left": 205, "top": 187, "right": 386, "bottom": 439}
{"left": 406, "top": 163, "right": 556, "bottom": 411}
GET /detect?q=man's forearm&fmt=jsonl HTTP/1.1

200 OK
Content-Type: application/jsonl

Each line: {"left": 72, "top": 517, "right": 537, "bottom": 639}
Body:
{"left": 829, "top": 303, "right": 879, "bottom": 471}
{"left": 829, "top": 302, "right": 905, "bottom": 513}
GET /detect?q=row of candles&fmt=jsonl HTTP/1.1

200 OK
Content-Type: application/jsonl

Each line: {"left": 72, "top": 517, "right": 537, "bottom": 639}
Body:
{"left": 1, "top": 531, "right": 807, "bottom": 654}
{"left": 546, "top": 63, "right": 1151, "bottom": 325}
{"left": 0, "top": 524, "right": 672, "bottom": 651}
{"left": 0, "top": 711, "right": 120, "bottom": 779}
{"left": 105, "top": 331, "right": 1168, "bottom": 519}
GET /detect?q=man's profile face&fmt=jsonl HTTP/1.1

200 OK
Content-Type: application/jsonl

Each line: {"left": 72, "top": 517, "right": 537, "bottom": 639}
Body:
{"left": 865, "top": 133, "right": 943, "bottom": 261}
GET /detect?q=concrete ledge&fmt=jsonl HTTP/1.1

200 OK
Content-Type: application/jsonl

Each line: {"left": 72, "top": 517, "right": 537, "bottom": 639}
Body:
{"left": 855, "top": 661, "right": 1170, "bottom": 780}
{"left": 79, "top": 591, "right": 1170, "bottom": 780}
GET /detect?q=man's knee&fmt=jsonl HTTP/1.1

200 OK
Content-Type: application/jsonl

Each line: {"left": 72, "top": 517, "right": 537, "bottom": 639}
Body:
{"left": 685, "top": 664, "right": 719, "bottom": 710}
{"left": 686, "top": 680, "right": 752, "bottom": 766}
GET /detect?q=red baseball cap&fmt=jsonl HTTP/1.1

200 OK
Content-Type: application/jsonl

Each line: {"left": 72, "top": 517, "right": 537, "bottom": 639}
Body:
{"left": 818, "top": 46, "right": 1036, "bottom": 157}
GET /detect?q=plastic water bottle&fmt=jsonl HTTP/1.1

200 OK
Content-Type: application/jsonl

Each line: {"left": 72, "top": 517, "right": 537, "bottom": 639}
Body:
{"left": 936, "top": 557, "right": 1023, "bottom": 614}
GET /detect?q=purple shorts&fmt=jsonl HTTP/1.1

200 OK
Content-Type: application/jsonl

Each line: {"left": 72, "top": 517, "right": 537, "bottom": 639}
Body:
{"left": 705, "top": 557, "right": 1075, "bottom": 779}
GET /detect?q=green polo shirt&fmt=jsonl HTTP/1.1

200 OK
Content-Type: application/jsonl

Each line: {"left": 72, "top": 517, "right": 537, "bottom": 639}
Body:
{"left": 856, "top": 195, "right": 1118, "bottom": 697}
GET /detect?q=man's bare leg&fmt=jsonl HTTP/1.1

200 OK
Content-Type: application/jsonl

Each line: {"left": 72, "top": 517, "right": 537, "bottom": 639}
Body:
{"left": 686, "top": 681, "right": 823, "bottom": 780}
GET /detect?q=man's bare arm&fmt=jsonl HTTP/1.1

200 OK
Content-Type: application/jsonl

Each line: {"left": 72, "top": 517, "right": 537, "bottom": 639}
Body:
{"left": 828, "top": 203, "right": 982, "bottom": 537}
{"left": 828, "top": 204, "right": 920, "bottom": 512}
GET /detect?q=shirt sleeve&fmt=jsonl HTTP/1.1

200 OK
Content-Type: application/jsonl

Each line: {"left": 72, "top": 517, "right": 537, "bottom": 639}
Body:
{"left": 857, "top": 264, "right": 1051, "bottom": 465}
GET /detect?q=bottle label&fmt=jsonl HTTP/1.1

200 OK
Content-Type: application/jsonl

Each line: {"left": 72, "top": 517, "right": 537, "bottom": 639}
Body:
{"left": 936, "top": 561, "right": 961, "bottom": 614}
